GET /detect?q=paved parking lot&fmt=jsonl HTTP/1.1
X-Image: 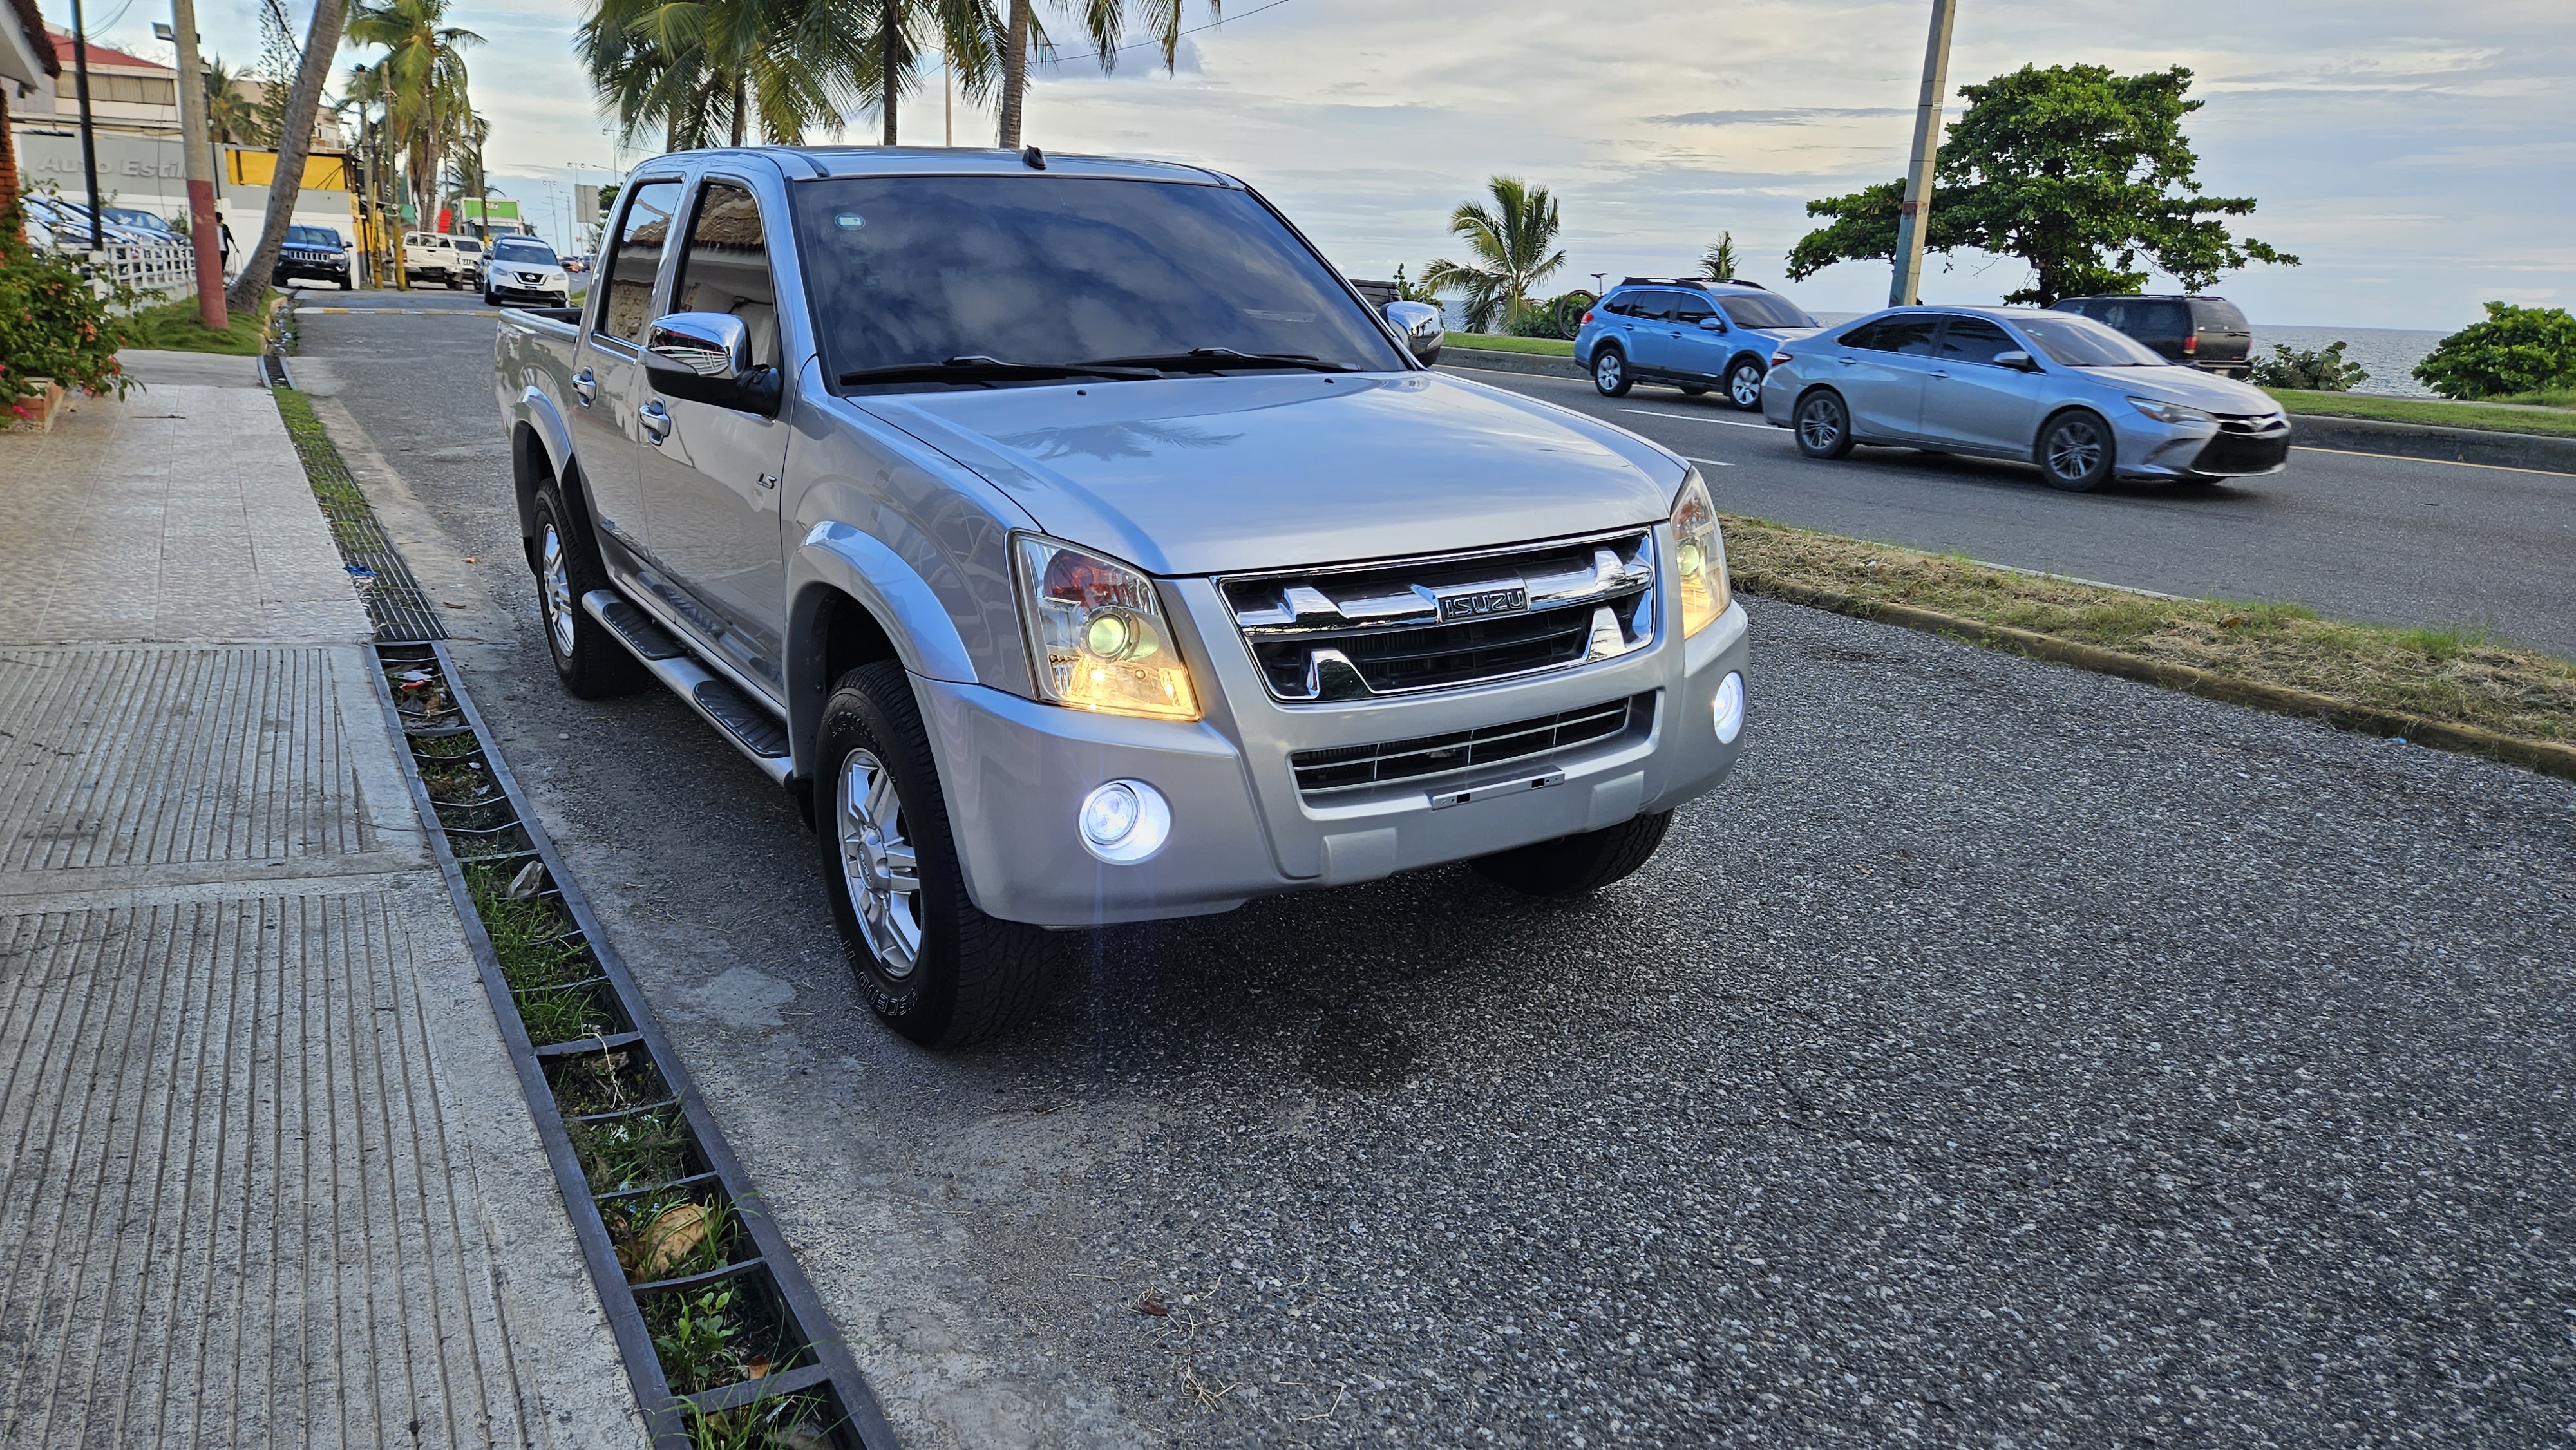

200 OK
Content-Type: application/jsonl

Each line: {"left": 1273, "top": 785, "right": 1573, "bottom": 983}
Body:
{"left": 296, "top": 303, "right": 2576, "bottom": 1447}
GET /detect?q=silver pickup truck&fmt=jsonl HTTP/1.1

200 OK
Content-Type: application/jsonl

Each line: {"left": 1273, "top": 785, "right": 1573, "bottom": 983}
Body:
{"left": 495, "top": 146, "right": 1750, "bottom": 1047}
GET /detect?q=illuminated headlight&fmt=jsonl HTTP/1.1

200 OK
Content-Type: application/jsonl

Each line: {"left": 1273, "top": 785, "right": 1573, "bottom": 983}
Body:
{"left": 1712, "top": 672, "right": 1745, "bottom": 744}
{"left": 2128, "top": 396, "right": 2214, "bottom": 426}
{"left": 1669, "top": 469, "right": 1732, "bottom": 637}
{"left": 1078, "top": 780, "right": 1171, "bottom": 863}
{"left": 1013, "top": 534, "right": 1201, "bottom": 720}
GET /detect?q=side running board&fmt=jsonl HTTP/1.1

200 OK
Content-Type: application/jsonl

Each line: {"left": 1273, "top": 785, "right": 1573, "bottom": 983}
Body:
{"left": 582, "top": 590, "right": 792, "bottom": 785}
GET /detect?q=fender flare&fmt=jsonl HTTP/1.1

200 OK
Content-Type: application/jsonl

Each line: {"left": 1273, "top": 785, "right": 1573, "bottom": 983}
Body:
{"left": 512, "top": 387, "right": 575, "bottom": 540}
{"left": 786, "top": 522, "right": 980, "bottom": 778}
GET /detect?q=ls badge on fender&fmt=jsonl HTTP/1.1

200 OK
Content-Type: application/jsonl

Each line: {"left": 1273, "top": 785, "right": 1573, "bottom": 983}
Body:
{"left": 1435, "top": 586, "right": 1530, "bottom": 623}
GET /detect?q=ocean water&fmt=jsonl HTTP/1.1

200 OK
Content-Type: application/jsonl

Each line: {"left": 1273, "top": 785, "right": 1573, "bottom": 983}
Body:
{"left": 1806, "top": 314, "right": 2449, "bottom": 398}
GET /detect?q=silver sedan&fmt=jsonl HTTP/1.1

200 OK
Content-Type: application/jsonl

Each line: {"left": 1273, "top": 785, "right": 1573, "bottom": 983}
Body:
{"left": 1759, "top": 305, "right": 2292, "bottom": 490}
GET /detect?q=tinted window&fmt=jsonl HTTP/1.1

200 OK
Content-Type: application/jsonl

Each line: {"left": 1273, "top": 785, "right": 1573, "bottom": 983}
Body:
{"left": 1937, "top": 316, "right": 2017, "bottom": 365}
{"left": 793, "top": 175, "right": 1406, "bottom": 385}
{"left": 603, "top": 180, "right": 683, "bottom": 343}
{"left": 285, "top": 225, "right": 339, "bottom": 246}
{"left": 1624, "top": 292, "right": 1673, "bottom": 321}
{"left": 2192, "top": 298, "right": 2249, "bottom": 333}
{"left": 491, "top": 237, "right": 559, "bottom": 265}
{"left": 1837, "top": 321, "right": 1884, "bottom": 349}
{"left": 2015, "top": 314, "right": 2171, "bottom": 368}
{"left": 1880, "top": 318, "right": 1940, "bottom": 355}
{"left": 456, "top": 239, "right": 482, "bottom": 254}
{"left": 1671, "top": 293, "right": 1717, "bottom": 324}
{"left": 672, "top": 181, "right": 780, "bottom": 370}
{"left": 1716, "top": 294, "right": 1818, "bottom": 329}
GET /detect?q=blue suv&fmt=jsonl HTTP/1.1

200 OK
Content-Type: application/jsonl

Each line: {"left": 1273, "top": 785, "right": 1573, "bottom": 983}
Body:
{"left": 1575, "top": 278, "right": 1821, "bottom": 410}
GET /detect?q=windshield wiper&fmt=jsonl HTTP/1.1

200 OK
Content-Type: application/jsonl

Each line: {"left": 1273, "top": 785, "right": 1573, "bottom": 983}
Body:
{"left": 838, "top": 355, "right": 1161, "bottom": 387}
{"left": 1079, "top": 348, "right": 1359, "bottom": 374}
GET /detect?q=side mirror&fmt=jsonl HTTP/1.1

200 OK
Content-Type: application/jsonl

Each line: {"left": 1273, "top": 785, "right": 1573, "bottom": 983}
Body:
{"left": 1698, "top": 316, "right": 1727, "bottom": 332}
{"left": 1994, "top": 349, "right": 2037, "bottom": 371}
{"left": 1382, "top": 299, "right": 1444, "bottom": 364}
{"left": 644, "top": 311, "right": 780, "bottom": 415}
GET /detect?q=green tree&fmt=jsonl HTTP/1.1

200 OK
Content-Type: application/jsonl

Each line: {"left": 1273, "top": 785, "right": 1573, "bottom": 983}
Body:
{"left": 1421, "top": 176, "right": 1566, "bottom": 334}
{"left": 2249, "top": 340, "right": 2367, "bottom": 392}
{"left": 227, "top": 0, "right": 352, "bottom": 314}
{"left": 1787, "top": 64, "right": 2297, "bottom": 306}
{"left": 2412, "top": 302, "right": 2576, "bottom": 400}
{"left": 854, "top": 0, "right": 1004, "bottom": 145}
{"left": 1699, "top": 231, "right": 1736, "bottom": 282}
{"left": 202, "top": 57, "right": 269, "bottom": 145}
{"left": 345, "top": 0, "right": 481, "bottom": 233}
{"left": 579, "top": 0, "right": 875, "bottom": 149}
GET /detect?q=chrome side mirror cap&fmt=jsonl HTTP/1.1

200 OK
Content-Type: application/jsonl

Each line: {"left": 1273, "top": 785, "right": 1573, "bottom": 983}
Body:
{"left": 645, "top": 311, "right": 752, "bottom": 379}
{"left": 1382, "top": 299, "right": 1444, "bottom": 364}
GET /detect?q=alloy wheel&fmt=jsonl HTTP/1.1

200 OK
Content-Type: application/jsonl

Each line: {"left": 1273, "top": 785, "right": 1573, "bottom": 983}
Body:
{"left": 1798, "top": 397, "right": 1843, "bottom": 451}
{"left": 2046, "top": 419, "right": 2107, "bottom": 484}
{"left": 836, "top": 749, "right": 923, "bottom": 979}
{"left": 1595, "top": 353, "right": 1623, "bottom": 391}
{"left": 539, "top": 524, "right": 576, "bottom": 657}
{"left": 1730, "top": 363, "right": 1763, "bottom": 408}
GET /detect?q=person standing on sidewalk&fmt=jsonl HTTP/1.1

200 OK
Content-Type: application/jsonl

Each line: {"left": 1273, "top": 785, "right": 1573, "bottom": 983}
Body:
{"left": 219, "top": 218, "right": 236, "bottom": 283}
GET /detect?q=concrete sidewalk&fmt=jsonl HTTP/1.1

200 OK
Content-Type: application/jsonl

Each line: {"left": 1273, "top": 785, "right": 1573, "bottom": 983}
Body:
{"left": 0, "top": 383, "right": 646, "bottom": 1446}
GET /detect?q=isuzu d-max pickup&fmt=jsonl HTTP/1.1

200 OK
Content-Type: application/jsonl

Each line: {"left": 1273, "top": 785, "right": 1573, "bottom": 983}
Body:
{"left": 496, "top": 146, "right": 1749, "bottom": 1047}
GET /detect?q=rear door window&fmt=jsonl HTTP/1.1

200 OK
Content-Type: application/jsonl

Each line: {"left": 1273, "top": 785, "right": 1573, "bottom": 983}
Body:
{"left": 1879, "top": 317, "right": 1940, "bottom": 355}
{"left": 1936, "top": 316, "right": 2017, "bottom": 366}
{"left": 1626, "top": 292, "right": 1674, "bottom": 322}
{"left": 601, "top": 179, "right": 684, "bottom": 344}
{"left": 1837, "top": 321, "right": 1884, "bottom": 349}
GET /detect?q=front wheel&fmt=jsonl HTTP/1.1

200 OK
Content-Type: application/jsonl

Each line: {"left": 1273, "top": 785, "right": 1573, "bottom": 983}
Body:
{"left": 2038, "top": 411, "right": 2116, "bottom": 491}
{"left": 1471, "top": 812, "right": 1672, "bottom": 898}
{"left": 816, "top": 661, "right": 1057, "bottom": 1048}
{"left": 1727, "top": 359, "right": 1766, "bottom": 410}
{"left": 1794, "top": 390, "right": 1855, "bottom": 459}
{"left": 530, "top": 484, "right": 646, "bottom": 699}
{"left": 1592, "top": 348, "right": 1634, "bottom": 397}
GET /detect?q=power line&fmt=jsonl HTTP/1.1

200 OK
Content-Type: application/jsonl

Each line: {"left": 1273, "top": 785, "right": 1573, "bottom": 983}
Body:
{"left": 1036, "top": 0, "right": 1294, "bottom": 69}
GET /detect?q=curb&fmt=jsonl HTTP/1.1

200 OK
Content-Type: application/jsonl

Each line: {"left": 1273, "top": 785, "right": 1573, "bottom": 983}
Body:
{"left": 1733, "top": 570, "right": 2576, "bottom": 784}
{"left": 1434, "top": 350, "right": 2576, "bottom": 475}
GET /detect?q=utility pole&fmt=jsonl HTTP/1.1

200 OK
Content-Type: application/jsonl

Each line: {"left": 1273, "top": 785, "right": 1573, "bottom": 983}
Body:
{"left": 167, "top": 0, "right": 227, "bottom": 328}
{"left": 944, "top": 50, "right": 952, "bottom": 147}
{"left": 67, "top": 0, "right": 103, "bottom": 252}
{"left": 1888, "top": 0, "right": 1958, "bottom": 308}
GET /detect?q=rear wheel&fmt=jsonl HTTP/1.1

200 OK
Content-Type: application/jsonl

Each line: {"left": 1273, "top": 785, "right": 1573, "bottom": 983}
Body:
{"left": 815, "top": 661, "right": 1057, "bottom": 1048}
{"left": 1794, "top": 389, "right": 1855, "bottom": 459}
{"left": 2038, "top": 411, "right": 2116, "bottom": 491}
{"left": 1471, "top": 812, "right": 1673, "bottom": 898}
{"left": 530, "top": 483, "right": 646, "bottom": 699}
{"left": 1592, "top": 348, "right": 1634, "bottom": 397}
{"left": 1727, "top": 359, "right": 1766, "bottom": 410}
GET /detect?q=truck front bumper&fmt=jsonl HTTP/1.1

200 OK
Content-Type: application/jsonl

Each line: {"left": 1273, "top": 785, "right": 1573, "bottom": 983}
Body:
{"left": 915, "top": 579, "right": 1750, "bottom": 928}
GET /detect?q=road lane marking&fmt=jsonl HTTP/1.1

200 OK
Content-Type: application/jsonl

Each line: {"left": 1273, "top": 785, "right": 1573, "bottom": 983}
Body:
{"left": 1619, "top": 408, "right": 1778, "bottom": 431}
{"left": 2289, "top": 444, "right": 2573, "bottom": 478}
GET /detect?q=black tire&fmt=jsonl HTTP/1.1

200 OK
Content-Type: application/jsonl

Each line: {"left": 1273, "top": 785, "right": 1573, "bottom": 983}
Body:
{"left": 1726, "top": 358, "right": 1766, "bottom": 410}
{"left": 815, "top": 661, "right": 1057, "bottom": 1048}
{"left": 1470, "top": 811, "right": 1673, "bottom": 898}
{"left": 339, "top": 275, "right": 353, "bottom": 291}
{"left": 1591, "top": 347, "right": 1634, "bottom": 397}
{"left": 1678, "top": 384, "right": 1709, "bottom": 397}
{"left": 529, "top": 482, "right": 647, "bottom": 699}
{"left": 2037, "top": 410, "right": 2116, "bottom": 491}
{"left": 1794, "top": 388, "right": 1855, "bottom": 459}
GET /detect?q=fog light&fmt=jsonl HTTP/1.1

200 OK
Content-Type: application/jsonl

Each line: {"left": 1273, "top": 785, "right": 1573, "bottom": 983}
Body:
{"left": 1077, "top": 780, "right": 1171, "bottom": 863}
{"left": 1712, "top": 672, "right": 1745, "bottom": 744}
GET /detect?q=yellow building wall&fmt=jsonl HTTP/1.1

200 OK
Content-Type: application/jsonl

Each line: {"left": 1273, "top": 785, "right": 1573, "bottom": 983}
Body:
{"left": 225, "top": 151, "right": 350, "bottom": 190}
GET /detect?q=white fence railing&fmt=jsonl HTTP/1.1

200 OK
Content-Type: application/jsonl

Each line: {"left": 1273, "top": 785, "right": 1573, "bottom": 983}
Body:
{"left": 92, "top": 239, "right": 198, "bottom": 303}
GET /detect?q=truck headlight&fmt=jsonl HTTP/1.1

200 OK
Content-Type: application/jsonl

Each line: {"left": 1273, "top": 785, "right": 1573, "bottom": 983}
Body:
{"left": 1670, "top": 470, "right": 1731, "bottom": 638}
{"left": 1013, "top": 534, "right": 1201, "bottom": 720}
{"left": 2128, "top": 396, "right": 2213, "bottom": 426}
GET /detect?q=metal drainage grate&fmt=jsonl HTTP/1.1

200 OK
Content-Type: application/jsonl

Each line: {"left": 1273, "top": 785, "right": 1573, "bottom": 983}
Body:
{"left": 269, "top": 384, "right": 451, "bottom": 644}
{"left": 370, "top": 641, "right": 896, "bottom": 1449}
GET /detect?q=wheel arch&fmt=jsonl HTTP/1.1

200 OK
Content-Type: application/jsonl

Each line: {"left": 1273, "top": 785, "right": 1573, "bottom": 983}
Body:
{"left": 2034, "top": 404, "right": 2117, "bottom": 467}
{"left": 785, "top": 525, "right": 979, "bottom": 784}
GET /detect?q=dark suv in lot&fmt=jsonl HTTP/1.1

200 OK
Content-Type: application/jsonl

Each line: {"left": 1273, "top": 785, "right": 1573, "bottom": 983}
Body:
{"left": 2049, "top": 295, "right": 2253, "bottom": 378}
{"left": 271, "top": 224, "right": 352, "bottom": 290}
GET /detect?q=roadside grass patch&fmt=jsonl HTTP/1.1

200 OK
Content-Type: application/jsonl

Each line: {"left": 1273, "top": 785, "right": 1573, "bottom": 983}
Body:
{"left": 2264, "top": 388, "right": 2576, "bottom": 438}
{"left": 1721, "top": 513, "right": 2576, "bottom": 748}
{"left": 1439, "top": 332, "right": 1577, "bottom": 357}
{"left": 124, "top": 288, "right": 279, "bottom": 355}
{"left": 679, "top": 1392, "right": 841, "bottom": 1450}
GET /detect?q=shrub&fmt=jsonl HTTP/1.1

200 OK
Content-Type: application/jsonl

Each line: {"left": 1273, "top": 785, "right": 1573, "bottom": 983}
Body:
{"left": 2412, "top": 301, "right": 2576, "bottom": 400}
{"left": 1507, "top": 290, "right": 1596, "bottom": 341}
{"left": 0, "top": 207, "right": 137, "bottom": 399}
{"left": 2251, "top": 339, "right": 2367, "bottom": 391}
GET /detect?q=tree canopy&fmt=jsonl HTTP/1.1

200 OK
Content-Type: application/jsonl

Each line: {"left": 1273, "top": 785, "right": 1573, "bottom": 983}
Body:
{"left": 1422, "top": 177, "right": 1566, "bottom": 334}
{"left": 1786, "top": 64, "right": 2296, "bottom": 306}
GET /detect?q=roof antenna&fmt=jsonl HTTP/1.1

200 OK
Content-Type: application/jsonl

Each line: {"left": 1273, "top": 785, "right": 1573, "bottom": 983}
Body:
{"left": 1021, "top": 145, "right": 1047, "bottom": 171}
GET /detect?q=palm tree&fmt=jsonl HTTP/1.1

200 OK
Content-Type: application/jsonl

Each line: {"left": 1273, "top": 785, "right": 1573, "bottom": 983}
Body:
{"left": 202, "top": 57, "right": 269, "bottom": 145}
{"left": 1421, "top": 176, "right": 1567, "bottom": 334}
{"left": 225, "top": 0, "right": 352, "bottom": 314}
{"left": 580, "top": 0, "right": 878, "bottom": 149}
{"left": 997, "top": 0, "right": 1220, "bottom": 148}
{"left": 346, "top": 0, "right": 482, "bottom": 231}
{"left": 855, "top": 0, "right": 1003, "bottom": 145}
{"left": 1699, "top": 231, "right": 1737, "bottom": 282}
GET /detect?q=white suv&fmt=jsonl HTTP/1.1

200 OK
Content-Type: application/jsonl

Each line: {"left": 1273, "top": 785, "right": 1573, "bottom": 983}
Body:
{"left": 402, "top": 232, "right": 476, "bottom": 289}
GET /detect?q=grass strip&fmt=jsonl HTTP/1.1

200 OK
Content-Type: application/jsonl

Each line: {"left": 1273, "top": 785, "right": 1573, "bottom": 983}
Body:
{"left": 2265, "top": 388, "right": 2576, "bottom": 438}
{"left": 1721, "top": 513, "right": 2576, "bottom": 774}
{"left": 121, "top": 288, "right": 281, "bottom": 355}
{"left": 1439, "top": 332, "right": 1577, "bottom": 357}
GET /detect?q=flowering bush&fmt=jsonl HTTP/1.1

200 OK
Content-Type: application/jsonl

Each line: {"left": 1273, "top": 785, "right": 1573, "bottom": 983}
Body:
{"left": 0, "top": 205, "right": 136, "bottom": 400}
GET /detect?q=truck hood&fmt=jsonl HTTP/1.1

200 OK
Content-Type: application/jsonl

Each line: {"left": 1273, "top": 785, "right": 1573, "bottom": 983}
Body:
{"left": 850, "top": 372, "right": 1684, "bottom": 576}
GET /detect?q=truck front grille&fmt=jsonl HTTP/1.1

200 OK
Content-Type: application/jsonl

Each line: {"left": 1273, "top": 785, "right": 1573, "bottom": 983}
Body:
{"left": 1223, "top": 530, "right": 1656, "bottom": 701}
{"left": 1290, "top": 693, "right": 1653, "bottom": 802}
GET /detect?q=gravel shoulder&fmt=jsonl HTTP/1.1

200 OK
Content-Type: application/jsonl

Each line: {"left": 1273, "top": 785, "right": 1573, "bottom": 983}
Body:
{"left": 297, "top": 306, "right": 2576, "bottom": 1448}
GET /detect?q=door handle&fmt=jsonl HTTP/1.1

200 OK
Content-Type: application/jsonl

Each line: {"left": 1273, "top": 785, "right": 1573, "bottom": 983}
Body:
{"left": 571, "top": 368, "right": 596, "bottom": 406}
{"left": 1837, "top": 357, "right": 1857, "bottom": 366}
{"left": 639, "top": 400, "right": 672, "bottom": 444}
{"left": 1929, "top": 370, "right": 1950, "bottom": 378}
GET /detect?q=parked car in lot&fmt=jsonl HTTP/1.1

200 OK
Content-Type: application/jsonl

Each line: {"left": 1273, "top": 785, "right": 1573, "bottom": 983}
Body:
{"left": 272, "top": 224, "right": 353, "bottom": 289}
{"left": 1577, "top": 278, "right": 1820, "bottom": 409}
{"left": 402, "top": 231, "right": 476, "bottom": 288}
{"left": 2050, "top": 294, "right": 2254, "bottom": 378}
{"left": 496, "top": 146, "right": 1750, "bottom": 1046}
{"left": 482, "top": 234, "right": 573, "bottom": 308}
{"left": 1761, "top": 305, "right": 2291, "bottom": 491}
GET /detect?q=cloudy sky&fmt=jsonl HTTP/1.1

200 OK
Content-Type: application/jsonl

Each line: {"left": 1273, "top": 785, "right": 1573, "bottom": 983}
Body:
{"left": 50, "top": 0, "right": 2572, "bottom": 330}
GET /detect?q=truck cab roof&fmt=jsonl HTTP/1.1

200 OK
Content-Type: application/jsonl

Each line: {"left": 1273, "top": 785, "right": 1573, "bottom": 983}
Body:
{"left": 641, "top": 144, "right": 1243, "bottom": 189}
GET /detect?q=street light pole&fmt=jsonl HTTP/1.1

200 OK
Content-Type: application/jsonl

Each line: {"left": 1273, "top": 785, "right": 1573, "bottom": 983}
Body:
{"left": 67, "top": 0, "right": 103, "bottom": 252}
{"left": 1888, "top": 0, "right": 1958, "bottom": 308}
{"left": 167, "top": 0, "right": 227, "bottom": 328}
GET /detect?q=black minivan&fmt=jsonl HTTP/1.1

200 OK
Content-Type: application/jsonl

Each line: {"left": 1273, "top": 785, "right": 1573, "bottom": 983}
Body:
{"left": 2049, "top": 294, "right": 2253, "bottom": 378}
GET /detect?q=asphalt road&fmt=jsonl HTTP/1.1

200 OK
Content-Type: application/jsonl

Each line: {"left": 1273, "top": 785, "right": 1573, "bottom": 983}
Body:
{"left": 1444, "top": 360, "right": 2576, "bottom": 659}
{"left": 293, "top": 300, "right": 2576, "bottom": 1449}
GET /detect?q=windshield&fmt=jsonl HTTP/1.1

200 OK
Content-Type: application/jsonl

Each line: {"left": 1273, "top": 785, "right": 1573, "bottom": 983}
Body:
{"left": 105, "top": 208, "right": 175, "bottom": 233}
{"left": 1717, "top": 294, "right": 1816, "bottom": 330}
{"left": 491, "top": 237, "right": 558, "bottom": 265}
{"left": 286, "top": 226, "right": 339, "bottom": 247}
{"left": 2013, "top": 313, "right": 2173, "bottom": 368}
{"left": 793, "top": 175, "right": 1408, "bottom": 387}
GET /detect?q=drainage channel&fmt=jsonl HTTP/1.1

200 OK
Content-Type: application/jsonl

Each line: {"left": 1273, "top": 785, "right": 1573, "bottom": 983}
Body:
{"left": 265, "top": 372, "right": 896, "bottom": 1447}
